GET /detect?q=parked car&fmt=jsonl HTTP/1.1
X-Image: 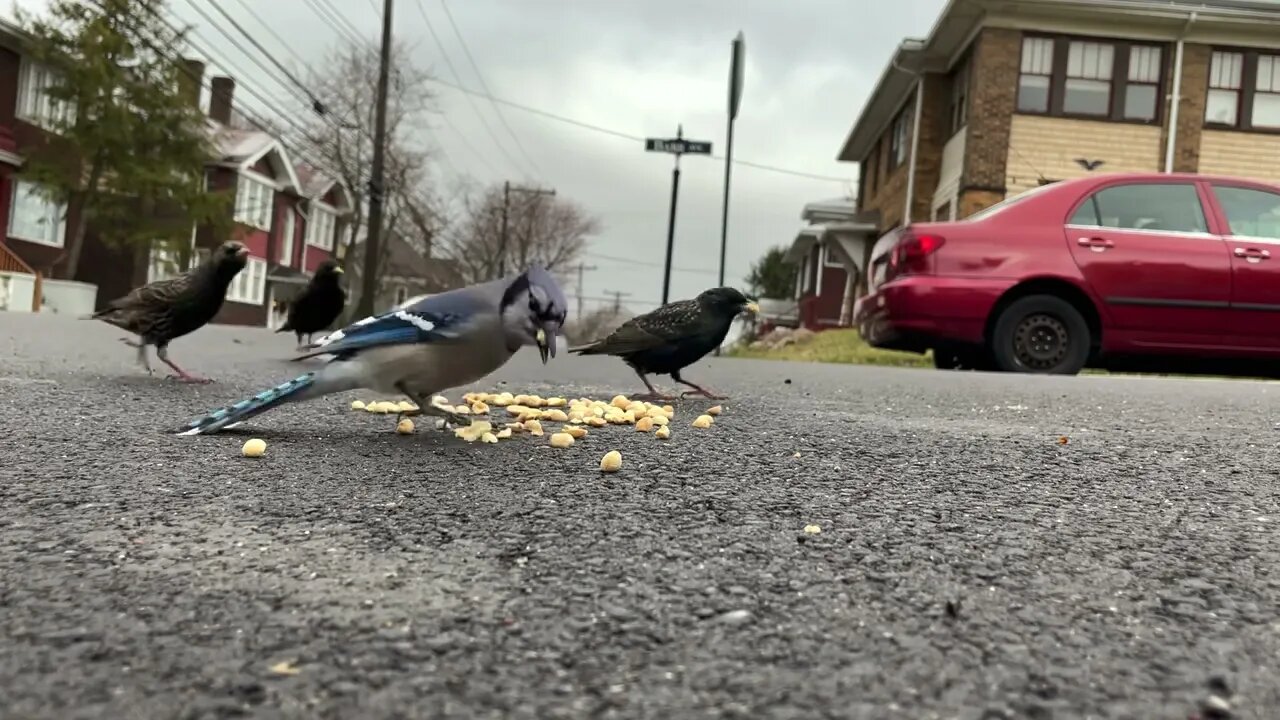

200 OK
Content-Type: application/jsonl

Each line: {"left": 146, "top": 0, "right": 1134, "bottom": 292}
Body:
{"left": 854, "top": 172, "right": 1280, "bottom": 376}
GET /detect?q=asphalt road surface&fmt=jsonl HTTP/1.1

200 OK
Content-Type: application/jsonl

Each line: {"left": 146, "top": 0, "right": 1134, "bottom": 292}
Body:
{"left": 2, "top": 312, "right": 1278, "bottom": 720}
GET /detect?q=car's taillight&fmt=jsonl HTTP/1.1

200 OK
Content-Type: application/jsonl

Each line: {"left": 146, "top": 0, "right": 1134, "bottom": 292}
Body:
{"left": 889, "top": 233, "right": 946, "bottom": 277}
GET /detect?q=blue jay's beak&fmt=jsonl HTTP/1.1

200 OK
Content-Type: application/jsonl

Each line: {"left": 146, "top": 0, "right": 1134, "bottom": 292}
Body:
{"left": 535, "top": 327, "right": 551, "bottom": 364}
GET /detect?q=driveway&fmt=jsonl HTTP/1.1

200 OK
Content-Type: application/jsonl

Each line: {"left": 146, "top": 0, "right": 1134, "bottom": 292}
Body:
{"left": 1, "top": 312, "right": 1277, "bottom": 719}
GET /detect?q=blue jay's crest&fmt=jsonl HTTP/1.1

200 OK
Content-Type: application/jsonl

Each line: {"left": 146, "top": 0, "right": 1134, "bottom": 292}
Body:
{"left": 503, "top": 264, "right": 569, "bottom": 331}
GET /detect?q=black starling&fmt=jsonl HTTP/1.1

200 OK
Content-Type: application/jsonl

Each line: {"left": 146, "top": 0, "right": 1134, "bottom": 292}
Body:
{"left": 93, "top": 240, "right": 249, "bottom": 383}
{"left": 569, "top": 286, "right": 759, "bottom": 400}
{"left": 276, "top": 259, "right": 346, "bottom": 348}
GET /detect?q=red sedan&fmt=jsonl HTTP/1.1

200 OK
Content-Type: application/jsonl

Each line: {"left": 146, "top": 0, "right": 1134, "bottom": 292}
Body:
{"left": 855, "top": 172, "right": 1280, "bottom": 375}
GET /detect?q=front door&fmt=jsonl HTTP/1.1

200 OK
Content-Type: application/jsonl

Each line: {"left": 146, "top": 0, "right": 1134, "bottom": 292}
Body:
{"left": 1064, "top": 180, "right": 1232, "bottom": 339}
{"left": 1208, "top": 183, "right": 1280, "bottom": 350}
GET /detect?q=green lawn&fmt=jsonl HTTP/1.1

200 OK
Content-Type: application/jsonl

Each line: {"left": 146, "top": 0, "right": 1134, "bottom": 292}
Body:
{"left": 727, "top": 329, "right": 932, "bottom": 368}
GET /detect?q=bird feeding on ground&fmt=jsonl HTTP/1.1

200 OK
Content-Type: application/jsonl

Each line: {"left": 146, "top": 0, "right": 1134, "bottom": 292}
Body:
{"left": 276, "top": 259, "right": 346, "bottom": 349}
{"left": 569, "top": 287, "right": 759, "bottom": 401}
{"left": 175, "top": 265, "right": 569, "bottom": 436}
{"left": 92, "top": 240, "right": 249, "bottom": 383}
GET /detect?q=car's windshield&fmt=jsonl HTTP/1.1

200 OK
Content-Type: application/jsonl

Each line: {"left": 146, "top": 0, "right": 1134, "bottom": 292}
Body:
{"left": 965, "top": 182, "right": 1058, "bottom": 221}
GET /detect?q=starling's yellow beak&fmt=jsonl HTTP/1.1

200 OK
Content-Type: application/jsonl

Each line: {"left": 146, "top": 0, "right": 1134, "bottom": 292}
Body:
{"left": 334, "top": 266, "right": 344, "bottom": 274}
{"left": 744, "top": 301, "right": 760, "bottom": 315}
{"left": 535, "top": 328, "right": 549, "bottom": 364}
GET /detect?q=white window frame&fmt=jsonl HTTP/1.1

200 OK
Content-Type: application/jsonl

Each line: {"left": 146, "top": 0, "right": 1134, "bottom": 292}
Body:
{"left": 8, "top": 179, "right": 67, "bottom": 247}
{"left": 226, "top": 256, "right": 267, "bottom": 305}
{"left": 148, "top": 243, "right": 182, "bottom": 284}
{"left": 16, "top": 57, "right": 76, "bottom": 131}
{"left": 821, "top": 243, "right": 843, "bottom": 269}
{"left": 306, "top": 204, "right": 337, "bottom": 251}
{"left": 279, "top": 208, "right": 296, "bottom": 265}
{"left": 233, "top": 172, "right": 275, "bottom": 231}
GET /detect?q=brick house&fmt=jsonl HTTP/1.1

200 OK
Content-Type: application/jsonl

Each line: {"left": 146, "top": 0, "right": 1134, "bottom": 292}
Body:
{"left": 147, "top": 72, "right": 352, "bottom": 328}
{"left": 829, "top": 0, "right": 1280, "bottom": 323}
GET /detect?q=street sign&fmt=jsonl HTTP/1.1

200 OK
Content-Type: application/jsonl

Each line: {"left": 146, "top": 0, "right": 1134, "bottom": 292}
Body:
{"left": 645, "top": 137, "right": 712, "bottom": 155}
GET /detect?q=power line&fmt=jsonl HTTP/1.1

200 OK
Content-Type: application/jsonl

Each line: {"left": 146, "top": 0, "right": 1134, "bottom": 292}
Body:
{"left": 228, "top": 0, "right": 310, "bottom": 68}
{"left": 316, "top": 0, "right": 369, "bottom": 43}
{"left": 584, "top": 251, "right": 718, "bottom": 276}
{"left": 303, "top": 0, "right": 365, "bottom": 48}
{"left": 428, "top": 77, "right": 851, "bottom": 184}
{"left": 204, "top": 0, "right": 326, "bottom": 113}
{"left": 437, "top": 0, "right": 543, "bottom": 181}
{"left": 412, "top": 0, "right": 527, "bottom": 180}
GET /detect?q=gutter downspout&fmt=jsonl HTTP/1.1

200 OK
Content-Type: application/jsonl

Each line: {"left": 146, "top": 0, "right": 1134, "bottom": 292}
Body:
{"left": 1164, "top": 11, "right": 1198, "bottom": 173}
{"left": 893, "top": 56, "right": 925, "bottom": 226}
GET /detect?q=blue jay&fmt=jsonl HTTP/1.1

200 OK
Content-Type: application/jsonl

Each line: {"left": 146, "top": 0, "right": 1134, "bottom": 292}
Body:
{"left": 177, "top": 265, "right": 569, "bottom": 436}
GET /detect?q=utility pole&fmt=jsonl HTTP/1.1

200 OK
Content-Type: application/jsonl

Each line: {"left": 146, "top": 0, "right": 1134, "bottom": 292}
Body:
{"left": 644, "top": 125, "right": 711, "bottom": 305}
{"left": 606, "top": 290, "right": 631, "bottom": 314}
{"left": 355, "top": 0, "right": 394, "bottom": 317}
{"left": 496, "top": 182, "right": 556, "bottom": 278}
{"left": 572, "top": 261, "right": 598, "bottom": 320}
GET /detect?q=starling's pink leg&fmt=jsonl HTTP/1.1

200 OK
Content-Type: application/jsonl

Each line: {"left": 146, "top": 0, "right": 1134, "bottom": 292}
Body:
{"left": 630, "top": 371, "right": 675, "bottom": 402}
{"left": 157, "top": 345, "right": 212, "bottom": 384}
{"left": 673, "top": 372, "right": 727, "bottom": 400}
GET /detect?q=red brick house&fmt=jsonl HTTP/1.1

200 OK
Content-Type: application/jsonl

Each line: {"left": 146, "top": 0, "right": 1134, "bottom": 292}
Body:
{"left": 831, "top": 0, "right": 1280, "bottom": 320}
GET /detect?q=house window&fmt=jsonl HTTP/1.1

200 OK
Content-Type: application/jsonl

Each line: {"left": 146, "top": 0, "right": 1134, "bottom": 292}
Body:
{"left": 148, "top": 243, "right": 182, "bottom": 283}
{"left": 1018, "top": 37, "right": 1054, "bottom": 113}
{"left": 1211, "top": 185, "right": 1280, "bottom": 239}
{"left": 1207, "top": 51, "right": 1243, "bottom": 126}
{"left": 1063, "top": 41, "right": 1114, "bottom": 116}
{"left": 16, "top": 59, "right": 76, "bottom": 130}
{"left": 279, "top": 208, "right": 296, "bottom": 265}
{"left": 822, "top": 244, "right": 843, "bottom": 268}
{"left": 889, "top": 104, "right": 911, "bottom": 169}
{"left": 227, "top": 256, "right": 267, "bottom": 305}
{"left": 307, "top": 206, "right": 336, "bottom": 251}
{"left": 948, "top": 57, "right": 969, "bottom": 135}
{"left": 233, "top": 174, "right": 274, "bottom": 231}
{"left": 8, "top": 180, "right": 67, "bottom": 247}
{"left": 1018, "top": 35, "right": 1163, "bottom": 123}
{"left": 1254, "top": 55, "right": 1280, "bottom": 128}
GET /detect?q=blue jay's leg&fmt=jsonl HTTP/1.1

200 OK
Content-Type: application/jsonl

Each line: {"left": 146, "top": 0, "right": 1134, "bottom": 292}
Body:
{"left": 119, "top": 338, "right": 153, "bottom": 374}
{"left": 394, "top": 382, "right": 473, "bottom": 428}
{"left": 672, "top": 370, "right": 727, "bottom": 400}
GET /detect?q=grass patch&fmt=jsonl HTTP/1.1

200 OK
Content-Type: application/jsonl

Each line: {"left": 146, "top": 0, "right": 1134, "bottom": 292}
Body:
{"left": 727, "top": 329, "right": 931, "bottom": 367}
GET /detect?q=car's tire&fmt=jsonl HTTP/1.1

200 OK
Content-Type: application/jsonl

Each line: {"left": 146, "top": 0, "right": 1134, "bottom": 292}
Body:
{"left": 988, "top": 295, "right": 1090, "bottom": 375}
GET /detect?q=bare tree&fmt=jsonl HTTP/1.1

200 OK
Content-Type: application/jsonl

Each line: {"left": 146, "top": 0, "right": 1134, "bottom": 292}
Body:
{"left": 288, "top": 40, "right": 438, "bottom": 269}
{"left": 439, "top": 182, "right": 600, "bottom": 284}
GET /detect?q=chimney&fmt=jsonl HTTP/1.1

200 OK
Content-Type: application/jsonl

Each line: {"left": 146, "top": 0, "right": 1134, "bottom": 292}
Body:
{"left": 178, "top": 58, "right": 205, "bottom": 109}
{"left": 209, "top": 76, "right": 235, "bottom": 125}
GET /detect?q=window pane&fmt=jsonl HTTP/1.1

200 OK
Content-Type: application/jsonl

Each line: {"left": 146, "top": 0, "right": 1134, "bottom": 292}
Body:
{"left": 1064, "top": 78, "right": 1110, "bottom": 115}
{"left": 1069, "top": 198, "right": 1100, "bottom": 226}
{"left": 1017, "top": 75, "right": 1050, "bottom": 112}
{"left": 1128, "top": 46, "right": 1161, "bottom": 83}
{"left": 1212, "top": 185, "right": 1280, "bottom": 239}
{"left": 1067, "top": 42, "right": 1113, "bottom": 80}
{"left": 1252, "top": 92, "right": 1280, "bottom": 128}
{"left": 1205, "top": 88, "right": 1239, "bottom": 125}
{"left": 1124, "top": 84, "right": 1157, "bottom": 121}
{"left": 1259, "top": 56, "right": 1278, "bottom": 93}
{"left": 1021, "top": 38, "right": 1053, "bottom": 74}
{"left": 1210, "top": 51, "right": 1243, "bottom": 89}
{"left": 1090, "top": 183, "right": 1207, "bottom": 233}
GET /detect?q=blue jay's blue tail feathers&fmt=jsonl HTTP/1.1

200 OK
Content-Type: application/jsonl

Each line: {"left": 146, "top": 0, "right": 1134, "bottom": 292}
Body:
{"left": 177, "top": 372, "right": 318, "bottom": 436}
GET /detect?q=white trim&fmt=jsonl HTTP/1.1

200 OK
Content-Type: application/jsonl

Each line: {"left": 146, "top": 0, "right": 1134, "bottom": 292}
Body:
{"left": 0, "top": 149, "right": 23, "bottom": 167}
{"left": 233, "top": 173, "right": 274, "bottom": 231}
{"left": 279, "top": 208, "right": 296, "bottom": 265}
{"left": 239, "top": 140, "right": 301, "bottom": 192}
{"left": 1225, "top": 235, "right": 1280, "bottom": 246}
{"left": 226, "top": 256, "right": 267, "bottom": 305}
{"left": 1064, "top": 223, "right": 1216, "bottom": 240}
{"left": 904, "top": 79, "right": 924, "bottom": 223}
{"left": 306, "top": 203, "right": 337, "bottom": 251}
{"left": 7, "top": 179, "right": 67, "bottom": 247}
{"left": 822, "top": 242, "right": 843, "bottom": 268}
{"left": 15, "top": 56, "right": 75, "bottom": 132}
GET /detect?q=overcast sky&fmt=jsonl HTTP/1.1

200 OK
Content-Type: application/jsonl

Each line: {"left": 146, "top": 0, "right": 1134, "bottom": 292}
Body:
{"left": 8, "top": 0, "right": 949, "bottom": 317}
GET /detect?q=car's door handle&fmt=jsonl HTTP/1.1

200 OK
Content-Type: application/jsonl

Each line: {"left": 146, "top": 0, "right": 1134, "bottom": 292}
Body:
{"left": 1077, "top": 237, "right": 1114, "bottom": 251}
{"left": 1234, "top": 247, "right": 1272, "bottom": 262}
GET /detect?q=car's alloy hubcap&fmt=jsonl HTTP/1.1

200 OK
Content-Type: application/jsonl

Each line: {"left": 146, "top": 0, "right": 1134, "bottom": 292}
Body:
{"left": 1013, "top": 313, "right": 1068, "bottom": 370}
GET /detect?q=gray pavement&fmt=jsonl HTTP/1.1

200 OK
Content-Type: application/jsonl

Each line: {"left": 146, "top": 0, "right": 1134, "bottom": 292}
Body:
{"left": 1, "top": 311, "right": 1278, "bottom": 719}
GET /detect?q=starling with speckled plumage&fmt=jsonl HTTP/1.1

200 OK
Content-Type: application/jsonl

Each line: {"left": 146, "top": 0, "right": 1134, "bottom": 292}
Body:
{"left": 92, "top": 240, "right": 249, "bottom": 383}
{"left": 568, "top": 286, "right": 759, "bottom": 400}
{"left": 276, "top": 259, "right": 346, "bottom": 348}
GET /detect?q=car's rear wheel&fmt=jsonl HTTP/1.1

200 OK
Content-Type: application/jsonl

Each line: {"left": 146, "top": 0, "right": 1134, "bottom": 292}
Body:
{"left": 989, "top": 295, "right": 1090, "bottom": 375}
